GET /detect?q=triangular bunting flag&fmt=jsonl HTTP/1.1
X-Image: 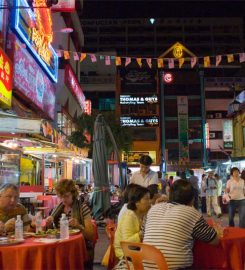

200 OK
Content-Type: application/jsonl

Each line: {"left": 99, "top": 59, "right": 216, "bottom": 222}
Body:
{"left": 204, "top": 56, "right": 210, "bottom": 68}
{"left": 239, "top": 53, "right": 245, "bottom": 63}
{"left": 73, "top": 52, "right": 79, "bottom": 61}
{"left": 216, "top": 55, "right": 222, "bottom": 66}
{"left": 105, "top": 56, "right": 111, "bottom": 65}
{"left": 136, "top": 58, "right": 142, "bottom": 67}
{"left": 157, "top": 58, "right": 164, "bottom": 68}
{"left": 179, "top": 58, "right": 185, "bottom": 68}
{"left": 80, "top": 53, "right": 87, "bottom": 62}
{"left": 146, "top": 58, "right": 152, "bottom": 68}
{"left": 168, "top": 58, "right": 174, "bottom": 69}
{"left": 56, "top": 50, "right": 62, "bottom": 57}
{"left": 125, "top": 57, "right": 131, "bottom": 67}
{"left": 63, "top": 51, "right": 70, "bottom": 60}
{"left": 191, "top": 57, "right": 197, "bottom": 68}
{"left": 90, "top": 54, "right": 97, "bottom": 63}
{"left": 227, "top": 54, "right": 234, "bottom": 63}
{"left": 115, "top": 57, "right": 121, "bottom": 66}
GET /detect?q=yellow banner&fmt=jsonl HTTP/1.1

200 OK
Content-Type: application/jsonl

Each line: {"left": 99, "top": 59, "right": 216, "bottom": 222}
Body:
{"left": 0, "top": 80, "right": 12, "bottom": 107}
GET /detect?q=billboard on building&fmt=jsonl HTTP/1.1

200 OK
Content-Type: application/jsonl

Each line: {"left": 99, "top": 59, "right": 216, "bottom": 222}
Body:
{"left": 10, "top": 0, "right": 58, "bottom": 82}
{"left": 223, "top": 119, "right": 233, "bottom": 149}
{"left": 0, "top": 47, "right": 13, "bottom": 108}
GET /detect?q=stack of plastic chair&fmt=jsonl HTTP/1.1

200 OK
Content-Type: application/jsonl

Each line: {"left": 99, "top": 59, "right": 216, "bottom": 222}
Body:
{"left": 120, "top": 241, "right": 168, "bottom": 270}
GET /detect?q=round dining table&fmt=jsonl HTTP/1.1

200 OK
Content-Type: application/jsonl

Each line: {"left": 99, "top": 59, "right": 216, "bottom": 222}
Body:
{"left": 193, "top": 227, "right": 245, "bottom": 270}
{"left": 0, "top": 234, "right": 88, "bottom": 270}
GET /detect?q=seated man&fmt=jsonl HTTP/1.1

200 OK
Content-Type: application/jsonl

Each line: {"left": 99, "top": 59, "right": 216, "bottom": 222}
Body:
{"left": 0, "top": 184, "right": 31, "bottom": 234}
{"left": 143, "top": 180, "right": 219, "bottom": 270}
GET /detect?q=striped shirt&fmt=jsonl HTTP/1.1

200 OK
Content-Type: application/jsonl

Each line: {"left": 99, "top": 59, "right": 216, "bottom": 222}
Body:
{"left": 143, "top": 202, "right": 217, "bottom": 270}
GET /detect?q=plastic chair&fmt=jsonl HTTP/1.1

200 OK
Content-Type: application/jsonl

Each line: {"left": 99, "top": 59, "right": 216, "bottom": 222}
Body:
{"left": 120, "top": 241, "right": 168, "bottom": 270}
{"left": 35, "top": 195, "right": 53, "bottom": 217}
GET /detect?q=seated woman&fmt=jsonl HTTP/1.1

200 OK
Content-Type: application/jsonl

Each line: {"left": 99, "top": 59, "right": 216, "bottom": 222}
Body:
{"left": 0, "top": 183, "right": 31, "bottom": 234}
{"left": 114, "top": 185, "right": 151, "bottom": 266}
{"left": 45, "top": 179, "right": 95, "bottom": 269}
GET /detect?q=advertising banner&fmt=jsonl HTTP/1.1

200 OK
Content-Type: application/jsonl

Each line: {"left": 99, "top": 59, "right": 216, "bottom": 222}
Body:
{"left": 223, "top": 119, "right": 233, "bottom": 149}
{"left": 177, "top": 96, "right": 189, "bottom": 163}
{"left": 120, "top": 116, "right": 159, "bottom": 127}
{"left": 10, "top": 0, "right": 58, "bottom": 82}
{"left": 0, "top": 117, "right": 41, "bottom": 133}
{"left": 65, "top": 65, "right": 85, "bottom": 110}
{"left": 0, "top": 47, "right": 13, "bottom": 108}
{"left": 13, "top": 38, "right": 56, "bottom": 119}
{"left": 120, "top": 94, "right": 158, "bottom": 105}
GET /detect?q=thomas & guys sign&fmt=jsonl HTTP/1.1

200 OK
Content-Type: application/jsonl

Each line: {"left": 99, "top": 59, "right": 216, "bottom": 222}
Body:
{"left": 11, "top": 0, "right": 58, "bottom": 82}
{"left": 13, "top": 38, "right": 56, "bottom": 119}
{"left": 0, "top": 47, "right": 13, "bottom": 108}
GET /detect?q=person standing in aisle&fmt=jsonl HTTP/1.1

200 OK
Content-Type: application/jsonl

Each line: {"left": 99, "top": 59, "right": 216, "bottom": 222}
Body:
{"left": 200, "top": 174, "right": 207, "bottom": 213}
{"left": 226, "top": 167, "right": 245, "bottom": 228}
{"left": 205, "top": 170, "right": 222, "bottom": 218}
{"left": 215, "top": 173, "right": 223, "bottom": 207}
{"left": 189, "top": 170, "right": 199, "bottom": 210}
{"left": 130, "top": 155, "right": 158, "bottom": 187}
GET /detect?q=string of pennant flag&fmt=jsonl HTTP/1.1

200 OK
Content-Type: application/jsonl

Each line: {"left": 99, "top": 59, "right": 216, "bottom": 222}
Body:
{"left": 56, "top": 49, "right": 245, "bottom": 68}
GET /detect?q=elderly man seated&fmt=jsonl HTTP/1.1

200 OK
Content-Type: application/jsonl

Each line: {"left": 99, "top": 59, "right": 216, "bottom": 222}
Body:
{"left": 143, "top": 180, "right": 219, "bottom": 270}
{"left": 0, "top": 184, "right": 31, "bottom": 234}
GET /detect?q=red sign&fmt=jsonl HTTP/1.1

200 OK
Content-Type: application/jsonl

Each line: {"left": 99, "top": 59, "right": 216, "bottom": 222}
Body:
{"left": 13, "top": 38, "right": 56, "bottom": 119}
{"left": 163, "top": 73, "right": 173, "bottom": 84}
{"left": 51, "top": 0, "right": 75, "bottom": 12}
{"left": 0, "top": 46, "right": 13, "bottom": 107}
{"left": 84, "top": 100, "right": 92, "bottom": 115}
{"left": 65, "top": 65, "right": 85, "bottom": 109}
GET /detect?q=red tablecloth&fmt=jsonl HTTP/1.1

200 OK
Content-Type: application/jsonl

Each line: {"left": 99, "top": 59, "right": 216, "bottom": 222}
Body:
{"left": 193, "top": 227, "right": 245, "bottom": 270}
{"left": 0, "top": 234, "right": 87, "bottom": 270}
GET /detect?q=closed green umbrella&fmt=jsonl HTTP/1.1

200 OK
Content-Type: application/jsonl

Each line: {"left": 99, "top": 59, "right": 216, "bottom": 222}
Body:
{"left": 91, "top": 114, "right": 111, "bottom": 220}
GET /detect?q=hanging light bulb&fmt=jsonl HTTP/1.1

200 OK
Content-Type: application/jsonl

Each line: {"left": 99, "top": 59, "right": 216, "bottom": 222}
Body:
{"left": 150, "top": 18, "right": 155, "bottom": 25}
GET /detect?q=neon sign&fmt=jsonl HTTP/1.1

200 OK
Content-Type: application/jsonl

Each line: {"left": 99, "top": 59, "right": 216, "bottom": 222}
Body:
{"left": 173, "top": 44, "right": 183, "bottom": 58}
{"left": 11, "top": 0, "right": 58, "bottom": 82}
{"left": 163, "top": 73, "right": 173, "bottom": 83}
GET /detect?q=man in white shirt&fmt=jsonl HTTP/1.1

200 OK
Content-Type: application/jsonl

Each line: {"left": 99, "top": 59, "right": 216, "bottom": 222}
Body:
{"left": 130, "top": 155, "right": 158, "bottom": 187}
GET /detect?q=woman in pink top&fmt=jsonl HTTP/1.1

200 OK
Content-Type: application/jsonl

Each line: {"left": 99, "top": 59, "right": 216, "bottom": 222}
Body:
{"left": 226, "top": 167, "right": 245, "bottom": 228}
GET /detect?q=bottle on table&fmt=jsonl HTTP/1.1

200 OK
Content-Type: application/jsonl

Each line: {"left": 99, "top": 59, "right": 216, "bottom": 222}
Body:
{"left": 15, "top": 215, "right": 23, "bottom": 240}
{"left": 35, "top": 212, "right": 43, "bottom": 234}
{"left": 60, "top": 213, "right": 69, "bottom": 240}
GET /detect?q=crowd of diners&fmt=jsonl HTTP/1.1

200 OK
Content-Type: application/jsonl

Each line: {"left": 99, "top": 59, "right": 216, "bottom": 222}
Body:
{"left": 0, "top": 154, "right": 244, "bottom": 270}
{"left": 0, "top": 180, "right": 96, "bottom": 269}
{"left": 113, "top": 155, "right": 245, "bottom": 270}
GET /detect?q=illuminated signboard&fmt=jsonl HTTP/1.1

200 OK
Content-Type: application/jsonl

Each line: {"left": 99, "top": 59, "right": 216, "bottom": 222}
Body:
{"left": 120, "top": 116, "right": 159, "bottom": 127}
{"left": 84, "top": 100, "right": 92, "bottom": 115}
{"left": 173, "top": 44, "right": 183, "bottom": 58}
{"left": 120, "top": 95, "right": 158, "bottom": 105}
{"left": 13, "top": 38, "right": 56, "bottom": 119}
{"left": 163, "top": 73, "right": 173, "bottom": 84}
{"left": 0, "top": 47, "right": 13, "bottom": 108}
{"left": 11, "top": 0, "right": 58, "bottom": 82}
{"left": 223, "top": 119, "right": 233, "bottom": 149}
{"left": 65, "top": 65, "right": 86, "bottom": 109}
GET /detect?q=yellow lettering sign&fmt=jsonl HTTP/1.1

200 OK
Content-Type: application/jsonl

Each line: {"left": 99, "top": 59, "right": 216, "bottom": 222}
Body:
{"left": 173, "top": 45, "right": 183, "bottom": 58}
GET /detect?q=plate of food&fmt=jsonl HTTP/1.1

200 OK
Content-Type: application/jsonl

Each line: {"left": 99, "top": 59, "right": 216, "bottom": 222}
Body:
{"left": 69, "top": 229, "right": 80, "bottom": 235}
{"left": 34, "top": 231, "right": 48, "bottom": 238}
{"left": 0, "top": 238, "right": 24, "bottom": 246}
{"left": 46, "top": 229, "right": 59, "bottom": 236}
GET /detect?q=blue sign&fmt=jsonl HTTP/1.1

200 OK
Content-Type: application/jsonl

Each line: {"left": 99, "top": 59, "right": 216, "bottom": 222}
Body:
{"left": 11, "top": 0, "right": 58, "bottom": 82}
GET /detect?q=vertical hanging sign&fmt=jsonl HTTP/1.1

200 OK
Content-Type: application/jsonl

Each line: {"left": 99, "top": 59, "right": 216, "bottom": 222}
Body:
{"left": 177, "top": 96, "right": 189, "bottom": 164}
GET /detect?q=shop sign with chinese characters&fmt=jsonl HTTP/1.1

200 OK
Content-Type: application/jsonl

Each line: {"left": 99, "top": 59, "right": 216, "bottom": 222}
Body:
{"left": 13, "top": 38, "right": 56, "bottom": 119}
{"left": 0, "top": 47, "right": 13, "bottom": 108}
{"left": 120, "top": 116, "right": 159, "bottom": 127}
{"left": 11, "top": 0, "right": 58, "bottom": 82}
{"left": 65, "top": 65, "right": 86, "bottom": 110}
{"left": 120, "top": 94, "right": 158, "bottom": 105}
